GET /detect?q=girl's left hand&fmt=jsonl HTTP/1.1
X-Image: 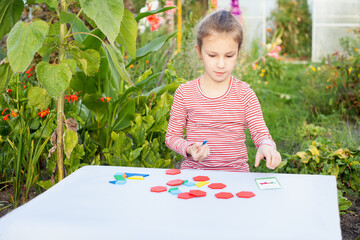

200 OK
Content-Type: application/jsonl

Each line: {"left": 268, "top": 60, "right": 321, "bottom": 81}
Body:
{"left": 254, "top": 145, "right": 282, "bottom": 170}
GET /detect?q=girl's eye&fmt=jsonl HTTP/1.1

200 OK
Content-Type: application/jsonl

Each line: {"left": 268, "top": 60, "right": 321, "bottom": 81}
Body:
{"left": 208, "top": 54, "right": 216, "bottom": 57}
{"left": 226, "top": 55, "right": 235, "bottom": 58}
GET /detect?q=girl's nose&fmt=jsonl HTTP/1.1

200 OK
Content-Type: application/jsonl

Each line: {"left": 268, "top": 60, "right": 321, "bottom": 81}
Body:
{"left": 217, "top": 57, "right": 225, "bottom": 68}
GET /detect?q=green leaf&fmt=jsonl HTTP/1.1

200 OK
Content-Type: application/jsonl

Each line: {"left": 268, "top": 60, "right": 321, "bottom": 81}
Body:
{"left": 62, "top": 58, "right": 77, "bottom": 74}
{"left": 0, "top": 63, "right": 13, "bottom": 95}
{"left": 28, "top": 86, "right": 51, "bottom": 109}
{"left": 65, "top": 144, "right": 85, "bottom": 174}
{"left": 36, "top": 180, "right": 53, "bottom": 190}
{"left": 70, "top": 72, "right": 98, "bottom": 94}
{"left": 82, "top": 49, "right": 100, "bottom": 76}
{"left": 104, "top": 43, "right": 133, "bottom": 88}
{"left": 7, "top": 20, "right": 49, "bottom": 72}
{"left": 59, "top": 11, "right": 75, "bottom": 24}
{"left": 117, "top": 9, "right": 137, "bottom": 58}
{"left": 34, "top": 0, "right": 58, "bottom": 9}
{"left": 112, "top": 99, "right": 135, "bottom": 131}
{"left": 135, "top": 6, "right": 176, "bottom": 21}
{"left": 350, "top": 161, "right": 360, "bottom": 169}
{"left": 71, "top": 48, "right": 100, "bottom": 76}
{"left": 82, "top": 28, "right": 105, "bottom": 50}
{"left": 129, "top": 114, "right": 155, "bottom": 147}
{"left": 33, "top": 116, "right": 56, "bottom": 138}
{"left": 38, "top": 22, "right": 60, "bottom": 58}
{"left": 79, "top": 0, "right": 124, "bottom": 43}
{"left": 60, "top": 12, "right": 89, "bottom": 42}
{"left": 70, "top": 48, "right": 100, "bottom": 76}
{"left": 136, "top": 68, "right": 152, "bottom": 84}
{"left": 111, "top": 131, "right": 132, "bottom": 165}
{"left": 64, "top": 129, "right": 78, "bottom": 159}
{"left": 36, "top": 61, "right": 72, "bottom": 98}
{"left": 308, "top": 145, "right": 320, "bottom": 156}
{"left": 0, "top": 0, "right": 24, "bottom": 39}
{"left": 136, "top": 32, "right": 176, "bottom": 59}
{"left": 82, "top": 93, "right": 108, "bottom": 117}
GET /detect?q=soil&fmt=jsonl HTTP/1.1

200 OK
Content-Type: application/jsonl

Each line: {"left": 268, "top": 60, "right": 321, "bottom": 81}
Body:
{"left": 0, "top": 186, "right": 359, "bottom": 239}
{"left": 0, "top": 186, "right": 39, "bottom": 218}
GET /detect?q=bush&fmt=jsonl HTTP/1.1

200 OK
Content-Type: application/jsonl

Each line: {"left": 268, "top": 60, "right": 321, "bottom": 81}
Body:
{"left": 269, "top": 0, "right": 312, "bottom": 58}
{"left": 303, "top": 29, "right": 360, "bottom": 119}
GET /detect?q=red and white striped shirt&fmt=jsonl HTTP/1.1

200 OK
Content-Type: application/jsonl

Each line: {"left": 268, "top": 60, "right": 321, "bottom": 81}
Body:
{"left": 165, "top": 76, "right": 276, "bottom": 172}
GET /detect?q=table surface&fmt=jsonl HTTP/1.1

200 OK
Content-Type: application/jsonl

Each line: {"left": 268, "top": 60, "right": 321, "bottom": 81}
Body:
{"left": 0, "top": 166, "right": 341, "bottom": 240}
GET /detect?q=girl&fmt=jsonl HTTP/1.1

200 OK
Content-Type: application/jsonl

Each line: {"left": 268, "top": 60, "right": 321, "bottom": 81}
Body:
{"left": 165, "top": 10, "right": 281, "bottom": 172}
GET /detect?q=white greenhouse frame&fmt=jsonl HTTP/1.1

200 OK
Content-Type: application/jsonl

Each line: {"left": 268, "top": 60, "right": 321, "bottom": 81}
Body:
{"left": 217, "top": 0, "right": 277, "bottom": 50}
{"left": 311, "top": 0, "right": 360, "bottom": 62}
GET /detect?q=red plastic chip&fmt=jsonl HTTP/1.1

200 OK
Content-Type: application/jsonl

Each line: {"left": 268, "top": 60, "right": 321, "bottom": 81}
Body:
{"left": 215, "top": 192, "right": 234, "bottom": 199}
{"left": 236, "top": 191, "right": 255, "bottom": 198}
{"left": 167, "top": 179, "right": 185, "bottom": 186}
{"left": 189, "top": 190, "right": 207, "bottom": 197}
{"left": 166, "top": 169, "right": 181, "bottom": 175}
{"left": 178, "top": 192, "right": 195, "bottom": 199}
{"left": 193, "top": 176, "right": 210, "bottom": 182}
{"left": 151, "top": 186, "right": 167, "bottom": 193}
{"left": 208, "top": 183, "right": 226, "bottom": 189}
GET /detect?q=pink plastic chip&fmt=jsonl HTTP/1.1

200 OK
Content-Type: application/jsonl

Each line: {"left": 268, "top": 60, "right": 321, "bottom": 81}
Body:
{"left": 178, "top": 192, "right": 195, "bottom": 199}
{"left": 167, "top": 179, "right": 185, "bottom": 186}
{"left": 236, "top": 191, "right": 255, "bottom": 198}
{"left": 208, "top": 183, "right": 226, "bottom": 189}
{"left": 189, "top": 190, "right": 207, "bottom": 197}
{"left": 166, "top": 169, "right": 181, "bottom": 175}
{"left": 193, "top": 176, "right": 210, "bottom": 182}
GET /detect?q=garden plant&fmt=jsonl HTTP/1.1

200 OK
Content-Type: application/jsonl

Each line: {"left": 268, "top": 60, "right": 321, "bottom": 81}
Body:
{"left": 0, "top": 1, "right": 359, "bottom": 239}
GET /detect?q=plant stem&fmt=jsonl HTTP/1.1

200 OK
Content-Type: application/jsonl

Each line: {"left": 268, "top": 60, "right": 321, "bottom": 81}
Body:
{"left": 57, "top": 0, "right": 68, "bottom": 181}
{"left": 65, "top": 8, "right": 83, "bottom": 37}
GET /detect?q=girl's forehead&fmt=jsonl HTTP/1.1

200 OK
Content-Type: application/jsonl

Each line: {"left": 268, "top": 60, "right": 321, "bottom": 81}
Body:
{"left": 202, "top": 32, "right": 239, "bottom": 51}
{"left": 205, "top": 31, "right": 238, "bottom": 40}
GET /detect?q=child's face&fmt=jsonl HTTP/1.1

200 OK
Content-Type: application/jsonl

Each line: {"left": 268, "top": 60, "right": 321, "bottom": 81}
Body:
{"left": 196, "top": 31, "right": 239, "bottom": 83}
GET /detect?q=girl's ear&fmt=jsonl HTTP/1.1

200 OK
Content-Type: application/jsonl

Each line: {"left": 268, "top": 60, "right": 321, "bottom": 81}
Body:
{"left": 195, "top": 45, "right": 202, "bottom": 60}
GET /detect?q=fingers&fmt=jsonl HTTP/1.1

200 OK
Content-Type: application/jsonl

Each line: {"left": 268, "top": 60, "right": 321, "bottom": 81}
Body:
{"left": 255, "top": 145, "right": 282, "bottom": 170}
{"left": 264, "top": 150, "right": 272, "bottom": 169}
{"left": 254, "top": 151, "right": 261, "bottom": 167}
{"left": 266, "top": 150, "right": 282, "bottom": 170}
{"left": 190, "top": 143, "right": 210, "bottom": 162}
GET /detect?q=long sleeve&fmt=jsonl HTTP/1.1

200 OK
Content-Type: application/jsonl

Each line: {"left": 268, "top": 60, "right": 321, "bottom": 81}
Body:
{"left": 243, "top": 88, "right": 276, "bottom": 150}
{"left": 165, "top": 86, "right": 194, "bottom": 157}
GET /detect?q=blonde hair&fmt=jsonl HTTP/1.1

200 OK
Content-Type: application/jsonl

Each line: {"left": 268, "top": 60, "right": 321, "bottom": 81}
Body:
{"left": 196, "top": 10, "right": 243, "bottom": 51}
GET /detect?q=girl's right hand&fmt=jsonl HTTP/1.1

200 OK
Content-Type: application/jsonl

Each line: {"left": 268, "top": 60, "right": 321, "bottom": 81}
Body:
{"left": 186, "top": 142, "right": 210, "bottom": 162}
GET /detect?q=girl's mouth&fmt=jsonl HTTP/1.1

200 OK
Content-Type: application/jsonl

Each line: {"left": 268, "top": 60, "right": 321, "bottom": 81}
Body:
{"left": 215, "top": 72, "right": 225, "bottom": 76}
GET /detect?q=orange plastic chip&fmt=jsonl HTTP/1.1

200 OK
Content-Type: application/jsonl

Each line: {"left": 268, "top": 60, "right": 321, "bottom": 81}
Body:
{"left": 151, "top": 186, "right": 167, "bottom": 193}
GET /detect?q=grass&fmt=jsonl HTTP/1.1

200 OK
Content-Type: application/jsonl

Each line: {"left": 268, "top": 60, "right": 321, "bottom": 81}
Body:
{"left": 244, "top": 63, "right": 360, "bottom": 172}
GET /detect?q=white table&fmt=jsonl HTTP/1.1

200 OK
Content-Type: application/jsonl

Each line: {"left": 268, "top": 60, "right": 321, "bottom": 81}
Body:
{"left": 0, "top": 166, "right": 342, "bottom": 240}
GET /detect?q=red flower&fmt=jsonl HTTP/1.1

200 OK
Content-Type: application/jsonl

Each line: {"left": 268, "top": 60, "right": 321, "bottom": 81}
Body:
{"left": 1, "top": 108, "right": 8, "bottom": 115}
{"left": 65, "top": 92, "right": 79, "bottom": 104}
{"left": 146, "top": 14, "right": 161, "bottom": 32}
{"left": 3, "top": 114, "right": 9, "bottom": 121}
{"left": 11, "top": 110, "right": 18, "bottom": 118}
{"left": 38, "top": 108, "right": 50, "bottom": 118}
{"left": 26, "top": 65, "right": 35, "bottom": 77}
{"left": 5, "top": 89, "right": 12, "bottom": 95}
{"left": 99, "top": 97, "right": 112, "bottom": 103}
